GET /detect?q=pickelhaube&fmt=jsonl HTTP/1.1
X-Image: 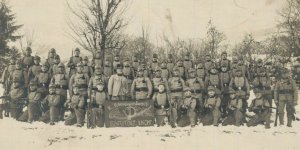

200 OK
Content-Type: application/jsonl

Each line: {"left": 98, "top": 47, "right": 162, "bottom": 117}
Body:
{"left": 58, "top": 62, "right": 65, "bottom": 68}
{"left": 50, "top": 48, "right": 56, "bottom": 53}
{"left": 74, "top": 48, "right": 80, "bottom": 52}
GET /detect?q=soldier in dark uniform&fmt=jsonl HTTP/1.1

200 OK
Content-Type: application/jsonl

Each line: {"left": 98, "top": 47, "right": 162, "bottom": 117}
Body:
{"left": 166, "top": 53, "right": 174, "bottom": 73}
{"left": 11, "top": 60, "right": 28, "bottom": 92}
{"left": 1, "top": 59, "right": 16, "bottom": 95}
{"left": 103, "top": 58, "right": 113, "bottom": 83}
{"left": 204, "top": 54, "right": 213, "bottom": 72}
{"left": 50, "top": 54, "right": 63, "bottom": 76}
{"left": 131, "top": 67, "right": 153, "bottom": 100}
{"left": 123, "top": 58, "right": 134, "bottom": 95}
{"left": 175, "top": 59, "right": 185, "bottom": 79}
{"left": 152, "top": 67, "right": 169, "bottom": 95}
{"left": 168, "top": 67, "right": 185, "bottom": 128}
{"left": 204, "top": 63, "right": 222, "bottom": 96}
{"left": 196, "top": 61, "right": 206, "bottom": 81}
{"left": 28, "top": 56, "right": 42, "bottom": 81}
{"left": 219, "top": 51, "right": 231, "bottom": 69}
{"left": 112, "top": 54, "right": 121, "bottom": 73}
{"left": 46, "top": 48, "right": 57, "bottom": 67}
{"left": 65, "top": 83, "right": 86, "bottom": 127}
{"left": 252, "top": 68, "right": 272, "bottom": 109}
{"left": 202, "top": 86, "right": 221, "bottom": 126}
{"left": 219, "top": 63, "right": 232, "bottom": 118}
{"left": 131, "top": 54, "right": 140, "bottom": 73}
{"left": 183, "top": 53, "right": 193, "bottom": 79}
{"left": 82, "top": 56, "right": 93, "bottom": 77}
{"left": 160, "top": 61, "right": 170, "bottom": 79}
{"left": 90, "top": 50, "right": 103, "bottom": 70}
{"left": 151, "top": 53, "right": 159, "bottom": 76}
{"left": 177, "top": 87, "right": 197, "bottom": 127}
{"left": 8, "top": 78, "right": 26, "bottom": 119}
{"left": 69, "top": 62, "right": 90, "bottom": 100}
{"left": 274, "top": 68, "right": 298, "bottom": 127}
{"left": 67, "top": 48, "right": 82, "bottom": 78}
{"left": 222, "top": 88, "right": 243, "bottom": 126}
{"left": 21, "top": 47, "right": 35, "bottom": 88}
{"left": 36, "top": 62, "right": 52, "bottom": 98}
{"left": 153, "top": 82, "right": 170, "bottom": 127}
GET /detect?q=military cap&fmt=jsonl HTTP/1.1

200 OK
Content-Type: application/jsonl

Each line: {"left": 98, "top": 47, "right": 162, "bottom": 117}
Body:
{"left": 26, "top": 47, "right": 32, "bottom": 52}
{"left": 205, "top": 53, "right": 211, "bottom": 57}
{"left": 34, "top": 56, "right": 41, "bottom": 61}
{"left": 257, "top": 59, "right": 263, "bottom": 63}
{"left": 188, "top": 68, "right": 195, "bottom": 73}
{"left": 116, "top": 64, "right": 123, "bottom": 69}
{"left": 55, "top": 54, "right": 60, "bottom": 59}
{"left": 49, "top": 83, "right": 56, "bottom": 89}
{"left": 253, "top": 88, "right": 263, "bottom": 94}
{"left": 83, "top": 56, "right": 89, "bottom": 61}
{"left": 58, "top": 62, "right": 65, "bottom": 68}
{"left": 15, "top": 60, "right": 22, "bottom": 65}
{"left": 76, "top": 62, "right": 83, "bottom": 67}
{"left": 221, "top": 51, "right": 227, "bottom": 55}
{"left": 184, "top": 87, "right": 192, "bottom": 92}
{"left": 236, "top": 68, "right": 242, "bottom": 72}
{"left": 29, "top": 79, "right": 38, "bottom": 85}
{"left": 95, "top": 65, "right": 102, "bottom": 69}
{"left": 96, "top": 49, "right": 101, "bottom": 53}
{"left": 74, "top": 48, "right": 80, "bottom": 52}
{"left": 50, "top": 48, "right": 56, "bottom": 53}
{"left": 207, "top": 86, "right": 215, "bottom": 91}
{"left": 73, "top": 83, "right": 80, "bottom": 88}
{"left": 228, "top": 88, "right": 236, "bottom": 94}
{"left": 158, "top": 81, "right": 166, "bottom": 87}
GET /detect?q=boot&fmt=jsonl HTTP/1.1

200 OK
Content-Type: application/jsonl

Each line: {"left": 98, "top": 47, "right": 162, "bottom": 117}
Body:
{"left": 287, "top": 119, "right": 292, "bottom": 127}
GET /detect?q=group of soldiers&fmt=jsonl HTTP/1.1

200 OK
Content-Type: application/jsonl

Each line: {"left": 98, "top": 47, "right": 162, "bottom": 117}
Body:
{"left": 0, "top": 46, "right": 299, "bottom": 129}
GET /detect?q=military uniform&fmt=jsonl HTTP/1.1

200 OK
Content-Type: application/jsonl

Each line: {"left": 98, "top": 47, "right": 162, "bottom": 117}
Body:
{"left": 204, "top": 63, "right": 222, "bottom": 96}
{"left": 222, "top": 88, "right": 243, "bottom": 126}
{"left": 219, "top": 64, "right": 232, "bottom": 117}
{"left": 123, "top": 59, "right": 134, "bottom": 95}
{"left": 11, "top": 61, "right": 28, "bottom": 90}
{"left": 160, "top": 61, "right": 170, "bottom": 79}
{"left": 131, "top": 67, "right": 153, "bottom": 100}
{"left": 91, "top": 50, "right": 103, "bottom": 70}
{"left": 108, "top": 64, "right": 129, "bottom": 100}
{"left": 247, "top": 91, "right": 271, "bottom": 129}
{"left": 112, "top": 55, "right": 121, "bottom": 74}
{"left": 219, "top": 52, "right": 231, "bottom": 70}
{"left": 1, "top": 59, "right": 16, "bottom": 95}
{"left": 152, "top": 67, "right": 169, "bottom": 95}
{"left": 51, "top": 54, "right": 64, "bottom": 76}
{"left": 175, "top": 60, "right": 185, "bottom": 79}
{"left": 166, "top": 54, "right": 174, "bottom": 73}
{"left": 36, "top": 62, "right": 52, "bottom": 98}
{"left": 168, "top": 67, "right": 185, "bottom": 127}
{"left": 274, "top": 69, "right": 298, "bottom": 127}
{"left": 18, "top": 80, "right": 42, "bottom": 123}
{"left": 131, "top": 55, "right": 140, "bottom": 72}
{"left": 8, "top": 79, "right": 26, "bottom": 119}
{"left": 153, "top": 83, "right": 170, "bottom": 127}
{"left": 204, "top": 54, "right": 213, "bottom": 73}
{"left": 46, "top": 48, "right": 57, "bottom": 67}
{"left": 82, "top": 56, "right": 93, "bottom": 77}
{"left": 252, "top": 68, "right": 272, "bottom": 107}
{"left": 177, "top": 87, "right": 197, "bottom": 127}
{"left": 151, "top": 54, "right": 159, "bottom": 77}
{"left": 103, "top": 59, "right": 113, "bottom": 83}
{"left": 28, "top": 56, "right": 42, "bottom": 81}
{"left": 65, "top": 84, "right": 86, "bottom": 127}
{"left": 67, "top": 48, "right": 82, "bottom": 78}
{"left": 202, "top": 86, "right": 221, "bottom": 126}
{"left": 183, "top": 54, "right": 193, "bottom": 79}
{"left": 69, "top": 62, "right": 90, "bottom": 99}
{"left": 196, "top": 62, "right": 206, "bottom": 81}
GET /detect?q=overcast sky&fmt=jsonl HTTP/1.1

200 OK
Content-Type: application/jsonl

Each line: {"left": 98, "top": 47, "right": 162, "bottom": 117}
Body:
{"left": 9, "top": 0, "right": 286, "bottom": 59}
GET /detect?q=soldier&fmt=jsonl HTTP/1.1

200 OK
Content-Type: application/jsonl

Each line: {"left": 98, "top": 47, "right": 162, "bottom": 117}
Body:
{"left": 152, "top": 67, "right": 169, "bottom": 96}
{"left": 46, "top": 48, "right": 57, "bottom": 67}
{"left": 196, "top": 61, "right": 206, "bottom": 81}
{"left": 252, "top": 68, "right": 272, "bottom": 109}
{"left": 166, "top": 54, "right": 174, "bottom": 73}
{"left": 103, "top": 58, "right": 113, "bottom": 83}
{"left": 153, "top": 83, "right": 170, "bottom": 127}
{"left": 131, "top": 67, "right": 153, "bottom": 100}
{"left": 50, "top": 54, "right": 63, "bottom": 76}
{"left": 88, "top": 65, "right": 107, "bottom": 128}
{"left": 229, "top": 68, "right": 250, "bottom": 117}
{"left": 168, "top": 67, "right": 185, "bottom": 128}
{"left": 177, "top": 87, "right": 197, "bottom": 127}
{"left": 36, "top": 62, "right": 52, "bottom": 99}
{"left": 67, "top": 48, "right": 82, "bottom": 78}
{"left": 160, "top": 61, "right": 170, "bottom": 79}
{"left": 21, "top": 47, "right": 34, "bottom": 70}
{"left": 11, "top": 60, "right": 28, "bottom": 91}
{"left": 51, "top": 62, "right": 69, "bottom": 120}
{"left": 202, "top": 86, "right": 221, "bottom": 126}
{"left": 140, "top": 61, "right": 151, "bottom": 78}
{"left": 39, "top": 84, "right": 62, "bottom": 125}
{"left": 1, "top": 59, "right": 16, "bottom": 95}
{"left": 222, "top": 88, "right": 243, "bottom": 126}
{"left": 185, "top": 68, "right": 205, "bottom": 119}
{"left": 274, "top": 68, "right": 298, "bottom": 127}
{"left": 219, "top": 51, "right": 231, "bottom": 69}
{"left": 123, "top": 58, "right": 135, "bottom": 94}
{"left": 183, "top": 53, "right": 193, "bottom": 79}
{"left": 204, "top": 63, "right": 222, "bottom": 96}
{"left": 292, "top": 62, "right": 300, "bottom": 87}
{"left": 108, "top": 64, "right": 129, "bottom": 100}
{"left": 204, "top": 54, "right": 213, "bottom": 72}
{"left": 131, "top": 54, "right": 140, "bottom": 72}
{"left": 69, "top": 62, "right": 90, "bottom": 99}
{"left": 253, "top": 58, "right": 265, "bottom": 78}
{"left": 219, "top": 63, "right": 232, "bottom": 118}
{"left": 64, "top": 83, "right": 86, "bottom": 127}
{"left": 237, "top": 58, "right": 250, "bottom": 79}
{"left": 90, "top": 50, "right": 103, "bottom": 70}
{"left": 247, "top": 90, "right": 271, "bottom": 129}
{"left": 82, "top": 56, "right": 93, "bottom": 77}
{"left": 18, "top": 79, "right": 42, "bottom": 123}
{"left": 8, "top": 78, "right": 26, "bottom": 119}
{"left": 112, "top": 54, "right": 121, "bottom": 73}
{"left": 28, "top": 56, "right": 42, "bottom": 81}
{"left": 175, "top": 59, "right": 185, "bottom": 79}
{"left": 151, "top": 53, "right": 159, "bottom": 75}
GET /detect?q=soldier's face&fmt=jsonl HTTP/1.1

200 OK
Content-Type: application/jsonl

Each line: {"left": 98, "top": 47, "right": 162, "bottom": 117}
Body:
{"left": 97, "top": 85, "right": 104, "bottom": 91}
{"left": 208, "top": 90, "right": 215, "bottom": 97}
{"left": 184, "top": 91, "right": 192, "bottom": 97}
{"left": 221, "top": 67, "right": 227, "bottom": 72}
{"left": 189, "top": 72, "right": 195, "bottom": 78}
{"left": 161, "top": 63, "right": 166, "bottom": 68}
{"left": 158, "top": 85, "right": 165, "bottom": 92}
{"left": 75, "top": 51, "right": 80, "bottom": 56}
{"left": 77, "top": 66, "right": 83, "bottom": 73}
{"left": 114, "top": 57, "right": 119, "bottom": 61}
{"left": 49, "top": 88, "right": 56, "bottom": 94}
{"left": 230, "top": 93, "right": 236, "bottom": 99}
{"left": 155, "top": 71, "right": 161, "bottom": 77}
{"left": 10, "top": 60, "right": 15, "bottom": 65}
{"left": 83, "top": 60, "right": 88, "bottom": 65}
{"left": 206, "top": 56, "right": 211, "bottom": 61}
{"left": 16, "top": 64, "right": 21, "bottom": 69}
{"left": 210, "top": 68, "right": 217, "bottom": 74}
{"left": 222, "top": 54, "right": 227, "bottom": 59}
{"left": 41, "top": 66, "right": 48, "bottom": 72}
{"left": 34, "top": 59, "right": 39, "bottom": 65}
{"left": 137, "top": 71, "right": 143, "bottom": 77}
{"left": 73, "top": 87, "right": 79, "bottom": 94}
{"left": 13, "top": 82, "right": 19, "bottom": 88}
{"left": 116, "top": 68, "right": 123, "bottom": 75}
{"left": 26, "top": 50, "right": 31, "bottom": 55}
{"left": 95, "top": 69, "right": 102, "bottom": 75}
{"left": 153, "top": 58, "right": 158, "bottom": 62}
{"left": 236, "top": 71, "right": 242, "bottom": 76}
{"left": 55, "top": 58, "right": 60, "bottom": 64}
{"left": 282, "top": 73, "right": 289, "bottom": 79}
{"left": 173, "top": 70, "right": 179, "bottom": 76}
{"left": 95, "top": 53, "right": 101, "bottom": 58}
{"left": 50, "top": 52, "right": 56, "bottom": 57}
{"left": 58, "top": 67, "right": 64, "bottom": 73}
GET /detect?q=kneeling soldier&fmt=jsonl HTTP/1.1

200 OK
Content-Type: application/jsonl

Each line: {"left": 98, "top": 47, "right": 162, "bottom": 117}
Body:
{"left": 65, "top": 83, "right": 85, "bottom": 127}
{"left": 202, "top": 86, "right": 221, "bottom": 126}
{"left": 177, "top": 87, "right": 197, "bottom": 127}
{"left": 222, "top": 88, "right": 243, "bottom": 126}
{"left": 153, "top": 83, "right": 170, "bottom": 127}
{"left": 8, "top": 78, "right": 26, "bottom": 119}
{"left": 247, "top": 91, "right": 271, "bottom": 129}
{"left": 39, "top": 84, "right": 62, "bottom": 125}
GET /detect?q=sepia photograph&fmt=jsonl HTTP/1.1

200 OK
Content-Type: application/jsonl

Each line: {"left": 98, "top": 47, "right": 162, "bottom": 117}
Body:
{"left": 0, "top": 0, "right": 300, "bottom": 149}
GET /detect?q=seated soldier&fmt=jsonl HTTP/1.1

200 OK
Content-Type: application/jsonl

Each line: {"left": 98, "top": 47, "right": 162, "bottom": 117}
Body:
{"left": 153, "top": 83, "right": 170, "bottom": 127}
{"left": 64, "top": 83, "right": 86, "bottom": 127}
{"left": 177, "top": 87, "right": 197, "bottom": 128}
{"left": 8, "top": 78, "right": 26, "bottom": 119}
{"left": 202, "top": 86, "right": 221, "bottom": 126}
{"left": 222, "top": 88, "right": 243, "bottom": 126}
{"left": 247, "top": 90, "right": 271, "bottom": 129}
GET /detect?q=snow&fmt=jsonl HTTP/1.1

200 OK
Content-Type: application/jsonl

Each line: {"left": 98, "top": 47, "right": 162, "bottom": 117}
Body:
{"left": 1, "top": 89, "right": 300, "bottom": 150}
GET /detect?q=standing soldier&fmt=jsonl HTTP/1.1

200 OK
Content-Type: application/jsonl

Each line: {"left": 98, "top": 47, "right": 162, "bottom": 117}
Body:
{"left": 103, "top": 58, "right": 113, "bottom": 83}
{"left": 196, "top": 61, "right": 206, "bottom": 81}
{"left": 1, "top": 59, "right": 16, "bottom": 95}
{"left": 151, "top": 54, "right": 159, "bottom": 75}
{"left": 152, "top": 67, "right": 169, "bottom": 95}
{"left": 202, "top": 86, "right": 221, "bottom": 126}
{"left": 18, "top": 79, "right": 42, "bottom": 123}
{"left": 131, "top": 67, "right": 153, "bottom": 101}
{"left": 168, "top": 67, "right": 185, "bottom": 128}
{"left": 237, "top": 59, "right": 250, "bottom": 79}
{"left": 247, "top": 90, "right": 271, "bottom": 129}
{"left": 46, "top": 48, "right": 57, "bottom": 67}
{"left": 219, "top": 51, "right": 231, "bottom": 69}
{"left": 21, "top": 47, "right": 34, "bottom": 88}
{"left": 166, "top": 54, "right": 174, "bottom": 73}
{"left": 64, "top": 83, "right": 86, "bottom": 127}
{"left": 8, "top": 78, "right": 26, "bottom": 120}
{"left": 175, "top": 59, "right": 185, "bottom": 79}
{"left": 252, "top": 68, "right": 272, "bottom": 109}
{"left": 88, "top": 68, "right": 107, "bottom": 128}
{"left": 185, "top": 68, "right": 205, "bottom": 120}
{"left": 183, "top": 53, "right": 193, "bottom": 79}
{"left": 67, "top": 48, "right": 82, "bottom": 78}
{"left": 82, "top": 56, "right": 93, "bottom": 77}
{"left": 229, "top": 68, "right": 250, "bottom": 119}
{"left": 205, "top": 63, "right": 222, "bottom": 96}
{"left": 112, "top": 54, "right": 121, "bottom": 73}
{"left": 51, "top": 62, "right": 69, "bottom": 120}
{"left": 131, "top": 54, "right": 140, "bottom": 73}
{"left": 123, "top": 58, "right": 134, "bottom": 96}
{"left": 11, "top": 60, "right": 28, "bottom": 92}
{"left": 204, "top": 54, "right": 213, "bottom": 72}
{"left": 90, "top": 50, "right": 103, "bottom": 70}
{"left": 36, "top": 62, "right": 52, "bottom": 98}
{"left": 108, "top": 64, "right": 129, "bottom": 101}
{"left": 160, "top": 61, "right": 170, "bottom": 79}
{"left": 153, "top": 82, "right": 170, "bottom": 127}
{"left": 292, "top": 62, "right": 300, "bottom": 87}
{"left": 219, "top": 63, "right": 232, "bottom": 118}
{"left": 222, "top": 88, "right": 243, "bottom": 126}
{"left": 177, "top": 87, "right": 197, "bottom": 127}
{"left": 50, "top": 54, "right": 63, "bottom": 76}
{"left": 274, "top": 68, "right": 298, "bottom": 127}
{"left": 28, "top": 56, "right": 42, "bottom": 81}
{"left": 69, "top": 62, "right": 90, "bottom": 100}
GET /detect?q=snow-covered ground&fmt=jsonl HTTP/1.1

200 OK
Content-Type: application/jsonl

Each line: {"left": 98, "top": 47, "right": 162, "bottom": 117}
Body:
{"left": 1, "top": 89, "right": 300, "bottom": 150}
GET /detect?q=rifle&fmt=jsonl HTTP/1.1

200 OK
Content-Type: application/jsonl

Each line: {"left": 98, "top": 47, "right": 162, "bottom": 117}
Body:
{"left": 274, "top": 104, "right": 279, "bottom": 127}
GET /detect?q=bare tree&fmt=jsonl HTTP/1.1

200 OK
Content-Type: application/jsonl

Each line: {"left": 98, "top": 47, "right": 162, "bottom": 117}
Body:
{"left": 66, "top": 0, "right": 129, "bottom": 64}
